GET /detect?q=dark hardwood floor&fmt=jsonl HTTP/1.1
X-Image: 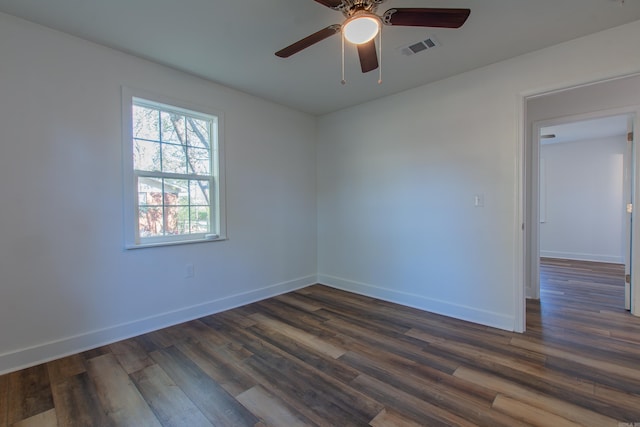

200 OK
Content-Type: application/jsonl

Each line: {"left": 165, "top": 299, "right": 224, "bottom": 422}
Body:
{"left": 1, "top": 258, "right": 639, "bottom": 426}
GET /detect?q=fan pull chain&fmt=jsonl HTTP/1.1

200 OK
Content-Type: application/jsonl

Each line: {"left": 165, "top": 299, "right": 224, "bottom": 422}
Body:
{"left": 378, "top": 28, "right": 382, "bottom": 84}
{"left": 341, "top": 30, "right": 346, "bottom": 85}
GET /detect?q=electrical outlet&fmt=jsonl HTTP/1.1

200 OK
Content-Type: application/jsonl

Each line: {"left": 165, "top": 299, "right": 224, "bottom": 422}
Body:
{"left": 474, "top": 194, "right": 484, "bottom": 207}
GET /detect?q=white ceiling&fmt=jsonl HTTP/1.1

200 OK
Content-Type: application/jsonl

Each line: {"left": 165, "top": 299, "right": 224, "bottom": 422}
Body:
{"left": 541, "top": 115, "right": 629, "bottom": 144}
{"left": 1, "top": 0, "right": 640, "bottom": 115}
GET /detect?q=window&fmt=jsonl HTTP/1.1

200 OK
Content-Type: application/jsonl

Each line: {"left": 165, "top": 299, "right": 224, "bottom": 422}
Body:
{"left": 122, "top": 87, "right": 225, "bottom": 248}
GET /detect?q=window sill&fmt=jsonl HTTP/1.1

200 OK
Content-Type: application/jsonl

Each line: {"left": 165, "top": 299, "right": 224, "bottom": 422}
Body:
{"left": 125, "top": 235, "right": 227, "bottom": 250}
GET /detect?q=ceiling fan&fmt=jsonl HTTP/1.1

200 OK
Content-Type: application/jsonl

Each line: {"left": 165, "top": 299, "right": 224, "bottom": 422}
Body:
{"left": 275, "top": 0, "right": 470, "bottom": 74}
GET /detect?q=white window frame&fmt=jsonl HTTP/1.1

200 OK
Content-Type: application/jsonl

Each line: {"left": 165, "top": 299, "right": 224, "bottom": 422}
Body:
{"left": 122, "top": 86, "right": 226, "bottom": 249}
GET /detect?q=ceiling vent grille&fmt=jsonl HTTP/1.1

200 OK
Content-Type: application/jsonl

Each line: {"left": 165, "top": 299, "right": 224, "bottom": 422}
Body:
{"left": 399, "top": 36, "right": 440, "bottom": 56}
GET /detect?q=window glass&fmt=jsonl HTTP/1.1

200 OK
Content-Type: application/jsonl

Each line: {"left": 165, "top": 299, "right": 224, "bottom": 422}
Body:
{"left": 123, "top": 88, "right": 224, "bottom": 248}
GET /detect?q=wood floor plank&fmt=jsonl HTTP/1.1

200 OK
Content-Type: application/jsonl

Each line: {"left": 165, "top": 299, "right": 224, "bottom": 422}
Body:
{"left": 454, "top": 366, "right": 619, "bottom": 427}
{"left": 7, "top": 364, "right": 54, "bottom": 425}
{"left": 465, "top": 353, "right": 640, "bottom": 421}
{"left": 524, "top": 322, "right": 640, "bottom": 360}
{"left": 323, "top": 316, "right": 460, "bottom": 374}
{"left": 144, "top": 326, "right": 187, "bottom": 349}
{"left": 182, "top": 321, "right": 336, "bottom": 427}
{"left": 174, "top": 340, "right": 257, "bottom": 397}
{"left": 130, "top": 364, "right": 213, "bottom": 427}
{"left": 207, "top": 347, "right": 332, "bottom": 427}
{"left": 254, "top": 298, "right": 330, "bottom": 329}
{"left": 403, "top": 319, "right": 546, "bottom": 366}
{"left": 248, "top": 312, "right": 346, "bottom": 359}
{"left": 210, "top": 318, "right": 383, "bottom": 426}
{"left": 314, "top": 302, "right": 413, "bottom": 337}
{"left": 340, "top": 348, "right": 526, "bottom": 427}
{"left": 345, "top": 340, "right": 496, "bottom": 403}
{"left": 246, "top": 322, "right": 360, "bottom": 384}
{"left": 273, "top": 293, "right": 323, "bottom": 312}
{"left": 50, "top": 372, "right": 112, "bottom": 427}
{"left": 369, "top": 408, "right": 425, "bottom": 427}
{"left": 350, "top": 373, "right": 487, "bottom": 427}
{"left": 0, "top": 373, "right": 7, "bottom": 427}
{"left": 594, "top": 383, "right": 640, "bottom": 414}
{"left": 11, "top": 408, "right": 57, "bottom": 427}
{"left": 86, "top": 353, "right": 161, "bottom": 427}
{"left": 492, "top": 394, "right": 584, "bottom": 427}
{"left": 79, "top": 345, "right": 111, "bottom": 362}
{"left": 242, "top": 343, "right": 382, "bottom": 426}
{"left": 46, "top": 355, "right": 85, "bottom": 385}
{"left": 150, "top": 346, "right": 259, "bottom": 427}
{"left": 510, "top": 336, "right": 640, "bottom": 383}
{"left": 109, "top": 339, "right": 154, "bottom": 374}
{"left": 544, "top": 355, "right": 640, "bottom": 399}
{"left": 236, "top": 385, "right": 312, "bottom": 427}
{"left": 405, "top": 327, "right": 547, "bottom": 378}
{"left": 130, "top": 335, "right": 162, "bottom": 354}
{"left": 215, "top": 310, "right": 258, "bottom": 329}
{"left": 178, "top": 319, "right": 230, "bottom": 347}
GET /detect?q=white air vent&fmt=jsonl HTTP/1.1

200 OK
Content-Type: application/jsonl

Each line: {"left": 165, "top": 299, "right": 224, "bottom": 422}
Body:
{"left": 399, "top": 36, "right": 440, "bottom": 56}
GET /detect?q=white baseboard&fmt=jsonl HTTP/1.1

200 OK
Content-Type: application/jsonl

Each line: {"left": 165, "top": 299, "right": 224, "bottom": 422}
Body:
{"left": 540, "top": 251, "right": 624, "bottom": 264}
{"left": 0, "top": 275, "right": 316, "bottom": 375}
{"left": 317, "top": 274, "right": 515, "bottom": 332}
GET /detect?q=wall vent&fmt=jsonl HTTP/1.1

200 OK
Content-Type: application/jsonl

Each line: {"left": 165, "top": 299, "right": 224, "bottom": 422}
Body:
{"left": 399, "top": 36, "right": 440, "bottom": 56}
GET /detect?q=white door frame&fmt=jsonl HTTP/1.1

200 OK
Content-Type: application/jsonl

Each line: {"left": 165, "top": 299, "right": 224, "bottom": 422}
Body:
{"left": 520, "top": 101, "right": 640, "bottom": 330}
{"left": 625, "top": 115, "right": 635, "bottom": 311}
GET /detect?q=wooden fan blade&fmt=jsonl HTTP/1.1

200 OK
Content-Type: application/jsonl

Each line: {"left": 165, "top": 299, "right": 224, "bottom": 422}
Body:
{"left": 313, "top": 0, "right": 343, "bottom": 8}
{"left": 357, "top": 40, "right": 378, "bottom": 73}
{"left": 275, "top": 25, "right": 341, "bottom": 58}
{"left": 383, "top": 8, "right": 470, "bottom": 28}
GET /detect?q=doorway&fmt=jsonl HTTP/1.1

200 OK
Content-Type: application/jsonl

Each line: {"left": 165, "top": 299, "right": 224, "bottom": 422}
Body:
{"left": 521, "top": 74, "right": 640, "bottom": 330}
{"left": 534, "top": 113, "right": 632, "bottom": 309}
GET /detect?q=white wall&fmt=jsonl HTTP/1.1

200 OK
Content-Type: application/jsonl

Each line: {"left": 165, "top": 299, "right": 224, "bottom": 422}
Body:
{"left": 540, "top": 137, "right": 627, "bottom": 263}
{"left": 0, "top": 13, "right": 317, "bottom": 374}
{"left": 317, "top": 20, "right": 640, "bottom": 331}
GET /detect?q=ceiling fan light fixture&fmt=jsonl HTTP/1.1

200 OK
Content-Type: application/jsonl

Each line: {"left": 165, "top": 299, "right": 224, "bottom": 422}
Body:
{"left": 275, "top": 3, "right": 471, "bottom": 80}
{"left": 343, "top": 14, "right": 381, "bottom": 44}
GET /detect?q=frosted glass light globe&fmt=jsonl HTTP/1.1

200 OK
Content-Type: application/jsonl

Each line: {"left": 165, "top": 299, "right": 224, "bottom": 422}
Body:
{"left": 343, "top": 15, "right": 380, "bottom": 44}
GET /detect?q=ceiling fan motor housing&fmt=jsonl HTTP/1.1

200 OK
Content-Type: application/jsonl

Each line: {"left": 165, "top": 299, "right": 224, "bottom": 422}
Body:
{"left": 334, "top": 0, "right": 386, "bottom": 17}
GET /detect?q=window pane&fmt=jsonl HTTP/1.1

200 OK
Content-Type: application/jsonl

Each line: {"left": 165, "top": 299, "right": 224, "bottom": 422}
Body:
{"left": 164, "top": 179, "right": 189, "bottom": 205}
{"left": 138, "top": 192, "right": 147, "bottom": 205}
{"left": 188, "top": 148, "right": 211, "bottom": 175}
{"left": 133, "top": 139, "right": 160, "bottom": 171}
{"left": 187, "top": 118, "right": 210, "bottom": 148}
{"left": 164, "top": 204, "right": 180, "bottom": 235}
{"left": 127, "top": 92, "right": 221, "bottom": 247}
{"left": 190, "top": 206, "right": 209, "bottom": 233}
{"left": 174, "top": 206, "right": 190, "bottom": 235}
{"left": 161, "top": 112, "right": 185, "bottom": 144}
{"left": 133, "top": 105, "right": 159, "bottom": 141}
{"left": 138, "top": 207, "right": 163, "bottom": 237}
{"left": 190, "top": 180, "right": 210, "bottom": 206}
{"left": 138, "top": 178, "right": 163, "bottom": 206}
{"left": 162, "top": 143, "right": 187, "bottom": 174}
